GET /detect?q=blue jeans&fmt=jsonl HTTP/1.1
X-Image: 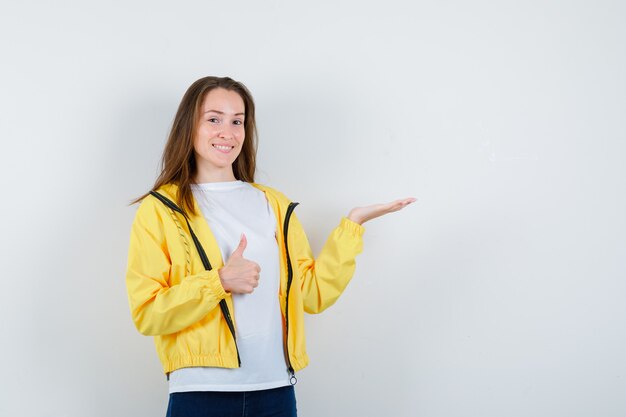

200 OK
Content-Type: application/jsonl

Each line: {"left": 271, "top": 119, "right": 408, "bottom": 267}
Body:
{"left": 165, "top": 385, "right": 297, "bottom": 417}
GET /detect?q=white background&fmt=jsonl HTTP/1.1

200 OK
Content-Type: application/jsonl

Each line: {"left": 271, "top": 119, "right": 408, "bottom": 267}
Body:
{"left": 1, "top": 1, "right": 625, "bottom": 416}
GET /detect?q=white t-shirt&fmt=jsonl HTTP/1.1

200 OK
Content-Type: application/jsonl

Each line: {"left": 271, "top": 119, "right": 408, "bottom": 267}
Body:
{"left": 168, "top": 181, "right": 290, "bottom": 392}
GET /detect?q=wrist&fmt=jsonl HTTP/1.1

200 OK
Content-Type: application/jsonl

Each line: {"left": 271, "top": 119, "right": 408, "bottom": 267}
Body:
{"left": 217, "top": 267, "right": 231, "bottom": 293}
{"left": 347, "top": 210, "right": 364, "bottom": 225}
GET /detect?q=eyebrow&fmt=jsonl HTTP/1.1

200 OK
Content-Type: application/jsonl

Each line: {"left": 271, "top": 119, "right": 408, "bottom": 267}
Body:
{"left": 203, "top": 109, "right": 245, "bottom": 116}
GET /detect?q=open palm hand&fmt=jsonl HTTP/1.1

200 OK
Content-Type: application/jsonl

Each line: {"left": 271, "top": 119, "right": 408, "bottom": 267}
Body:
{"left": 347, "top": 197, "right": 416, "bottom": 225}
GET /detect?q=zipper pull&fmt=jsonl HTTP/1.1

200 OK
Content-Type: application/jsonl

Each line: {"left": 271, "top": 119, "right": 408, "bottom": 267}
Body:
{"left": 289, "top": 370, "right": 298, "bottom": 385}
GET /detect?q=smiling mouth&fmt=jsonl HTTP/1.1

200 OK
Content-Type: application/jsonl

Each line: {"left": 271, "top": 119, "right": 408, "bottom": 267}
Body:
{"left": 212, "top": 144, "right": 235, "bottom": 152}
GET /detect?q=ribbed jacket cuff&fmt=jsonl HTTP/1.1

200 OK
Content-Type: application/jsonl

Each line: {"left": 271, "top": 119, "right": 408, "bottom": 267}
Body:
{"left": 201, "top": 270, "right": 228, "bottom": 299}
{"left": 340, "top": 216, "right": 365, "bottom": 237}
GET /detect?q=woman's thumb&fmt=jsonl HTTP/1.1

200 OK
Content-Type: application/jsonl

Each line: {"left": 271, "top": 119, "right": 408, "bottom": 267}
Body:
{"left": 231, "top": 233, "right": 247, "bottom": 257}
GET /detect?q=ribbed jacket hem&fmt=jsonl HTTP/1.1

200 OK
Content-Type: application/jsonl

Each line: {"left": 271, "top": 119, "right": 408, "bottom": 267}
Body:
{"left": 162, "top": 352, "right": 311, "bottom": 374}
{"left": 163, "top": 354, "right": 240, "bottom": 374}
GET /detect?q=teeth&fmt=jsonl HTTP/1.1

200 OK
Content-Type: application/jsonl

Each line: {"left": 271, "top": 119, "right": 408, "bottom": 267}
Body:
{"left": 213, "top": 144, "right": 233, "bottom": 150}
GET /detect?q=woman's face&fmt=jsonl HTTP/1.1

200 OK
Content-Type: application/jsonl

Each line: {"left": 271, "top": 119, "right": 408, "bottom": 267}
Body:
{"left": 193, "top": 88, "right": 246, "bottom": 179}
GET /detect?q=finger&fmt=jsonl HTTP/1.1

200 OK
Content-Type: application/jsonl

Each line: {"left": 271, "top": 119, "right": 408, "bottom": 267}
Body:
{"left": 387, "top": 198, "right": 416, "bottom": 211}
{"left": 398, "top": 197, "right": 417, "bottom": 208}
{"left": 391, "top": 197, "right": 415, "bottom": 205}
{"left": 231, "top": 233, "right": 247, "bottom": 258}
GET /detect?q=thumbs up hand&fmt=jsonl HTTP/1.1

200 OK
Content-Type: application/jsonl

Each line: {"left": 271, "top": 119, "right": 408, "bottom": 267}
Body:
{"left": 218, "top": 233, "right": 261, "bottom": 294}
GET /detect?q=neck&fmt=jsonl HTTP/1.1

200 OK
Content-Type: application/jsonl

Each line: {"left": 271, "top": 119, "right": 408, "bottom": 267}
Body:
{"left": 194, "top": 167, "right": 237, "bottom": 184}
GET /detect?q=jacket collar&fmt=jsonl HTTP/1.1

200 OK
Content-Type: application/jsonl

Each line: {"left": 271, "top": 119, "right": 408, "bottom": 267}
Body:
{"left": 155, "top": 182, "right": 290, "bottom": 216}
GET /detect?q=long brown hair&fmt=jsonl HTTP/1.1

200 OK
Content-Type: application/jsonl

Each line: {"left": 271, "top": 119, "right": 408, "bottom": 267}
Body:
{"left": 132, "top": 76, "right": 258, "bottom": 216}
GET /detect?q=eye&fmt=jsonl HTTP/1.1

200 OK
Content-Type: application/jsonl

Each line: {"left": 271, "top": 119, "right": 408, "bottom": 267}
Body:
{"left": 233, "top": 119, "right": 243, "bottom": 126}
{"left": 208, "top": 117, "right": 219, "bottom": 123}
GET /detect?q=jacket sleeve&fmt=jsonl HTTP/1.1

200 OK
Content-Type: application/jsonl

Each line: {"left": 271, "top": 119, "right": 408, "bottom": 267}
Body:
{"left": 290, "top": 214, "right": 365, "bottom": 314}
{"left": 125, "top": 199, "right": 227, "bottom": 336}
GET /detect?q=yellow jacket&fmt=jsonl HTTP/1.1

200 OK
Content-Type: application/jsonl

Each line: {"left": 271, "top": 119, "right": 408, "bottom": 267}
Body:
{"left": 125, "top": 183, "right": 364, "bottom": 375}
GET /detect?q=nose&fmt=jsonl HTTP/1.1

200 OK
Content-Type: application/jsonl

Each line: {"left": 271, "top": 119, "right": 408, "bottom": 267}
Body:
{"left": 217, "top": 123, "right": 237, "bottom": 140}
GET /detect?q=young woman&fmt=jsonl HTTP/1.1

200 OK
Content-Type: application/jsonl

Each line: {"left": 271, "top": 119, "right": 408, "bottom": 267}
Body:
{"left": 126, "top": 76, "right": 415, "bottom": 417}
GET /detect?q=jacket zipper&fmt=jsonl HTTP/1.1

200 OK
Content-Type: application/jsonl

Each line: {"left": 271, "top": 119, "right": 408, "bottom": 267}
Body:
{"left": 218, "top": 300, "right": 241, "bottom": 366}
{"left": 283, "top": 201, "right": 299, "bottom": 385}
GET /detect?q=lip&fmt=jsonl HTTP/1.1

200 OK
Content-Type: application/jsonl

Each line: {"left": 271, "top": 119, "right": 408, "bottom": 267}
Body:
{"left": 212, "top": 143, "right": 235, "bottom": 153}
